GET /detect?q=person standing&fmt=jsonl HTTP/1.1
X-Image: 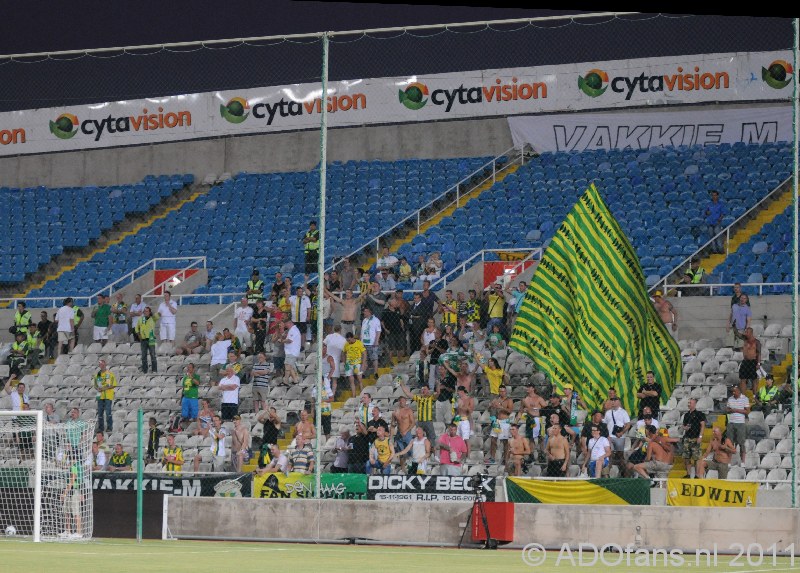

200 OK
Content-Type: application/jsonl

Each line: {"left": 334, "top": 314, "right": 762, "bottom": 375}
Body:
{"left": 704, "top": 189, "right": 727, "bottom": 254}
{"left": 437, "top": 423, "right": 467, "bottom": 476}
{"left": 680, "top": 398, "right": 707, "bottom": 478}
{"left": 302, "top": 220, "right": 320, "bottom": 274}
{"left": 11, "top": 301, "right": 32, "bottom": 335}
{"left": 91, "top": 294, "right": 112, "bottom": 345}
{"left": 93, "top": 359, "right": 117, "bottom": 433}
{"left": 217, "top": 366, "right": 241, "bottom": 421}
{"left": 55, "top": 298, "right": 76, "bottom": 356}
{"left": 180, "top": 363, "right": 201, "bottom": 424}
{"left": 110, "top": 292, "right": 129, "bottom": 343}
{"left": 246, "top": 269, "right": 265, "bottom": 308}
{"left": 360, "top": 306, "right": 382, "bottom": 378}
{"left": 233, "top": 297, "right": 254, "bottom": 353}
{"left": 652, "top": 291, "right": 678, "bottom": 340}
{"left": 161, "top": 434, "right": 185, "bottom": 476}
{"left": 251, "top": 300, "right": 270, "bottom": 354}
{"left": 726, "top": 386, "right": 750, "bottom": 461}
{"left": 128, "top": 294, "right": 146, "bottom": 342}
{"left": 134, "top": 307, "right": 159, "bottom": 373}
{"left": 157, "top": 291, "right": 178, "bottom": 344}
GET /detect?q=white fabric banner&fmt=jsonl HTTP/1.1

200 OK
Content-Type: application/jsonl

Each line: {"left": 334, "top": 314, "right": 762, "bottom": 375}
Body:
{"left": 507, "top": 105, "right": 793, "bottom": 153}
{"left": 0, "top": 49, "right": 791, "bottom": 157}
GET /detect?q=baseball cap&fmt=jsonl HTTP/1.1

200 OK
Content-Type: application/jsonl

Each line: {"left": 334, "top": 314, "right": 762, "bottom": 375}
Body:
{"left": 654, "top": 290, "right": 663, "bottom": 297}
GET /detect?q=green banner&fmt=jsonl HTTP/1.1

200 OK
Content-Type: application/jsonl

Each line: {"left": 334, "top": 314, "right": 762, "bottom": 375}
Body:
{"left": 509, "top": 184, "right": 681, "bottom": 415}
{"left": 252, "top": 472, "right": 367, "bottom": 500}
{"left": 506, "top": 477, "right": 651, "bottom": 505}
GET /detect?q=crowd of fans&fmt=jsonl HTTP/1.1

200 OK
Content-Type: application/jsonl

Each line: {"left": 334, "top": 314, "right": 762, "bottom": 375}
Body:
{"left": 2, "top": 239, "right": 795, "bottom": 484}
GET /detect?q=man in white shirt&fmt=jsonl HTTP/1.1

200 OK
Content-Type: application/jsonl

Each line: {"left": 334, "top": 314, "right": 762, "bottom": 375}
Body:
{"left": 634, "top": 407, "right": 660, "bottom": 433}
{"left": 217, "top": 366, "right": 241, "bottom": 421}
{"left": 209, "top": 333, "right": 231, "bottom": 383}
{"left": 288, "top": 286, "right": 312, "bottom": 344}
{"left": 582, "top": 425, "right": 611, "bottom": 478}
{"left": 193, "top": 415, "right": 228, "bottom": 472}
{"left": 156, "top": 291, "right": 178, "bottom": 343}
{"left": 128, "top": 294, "right": 146, "bottom": 342}
{"left": 5, "top": 382, "right": 29, "bottom": 411}
{"left": 256, "top": 443, "right": 289, "bottom": 475}
{"left": 323, "top": 325, "right": 347, "bottom": 387}
{"left": 726, "top": 385, "right": 750, "bottom": 459}
{"left": 360, "top": 306, "right": 382, "bottom": 378}
{"left": 203, "top": 320, "right": 217, "bottom": 352}
{"left": 55, "top": 298, "right": 76, "bottom": 356}
{"left": 603, "top": 396, "right": 631, "bottom": 471}
{"left": 376, "top": 247, "right": 399, "bottom": 271}
{"left": 233, "top": 297, "right": 254, "bottom": 352}
{"left": 281, "top": 319, "right": 302, "bottom": 385}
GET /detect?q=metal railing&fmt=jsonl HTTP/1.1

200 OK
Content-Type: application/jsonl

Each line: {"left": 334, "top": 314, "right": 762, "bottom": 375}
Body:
{"left": 653, "top": 281, "right": 792, "bottom": 297}
{"left": 650, "top": 177, "right": 793, "bottom": 294}
{"left": 327, "top": 146, "right": 525, "bottom": 273}
{"left": 0, "top": 256, "right": 206, "bottom": 308}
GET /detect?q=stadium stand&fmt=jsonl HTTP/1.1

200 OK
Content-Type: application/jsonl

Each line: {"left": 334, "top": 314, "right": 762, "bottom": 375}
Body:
{"left": 0, "top": 174, "right": 193, "bottom": 284}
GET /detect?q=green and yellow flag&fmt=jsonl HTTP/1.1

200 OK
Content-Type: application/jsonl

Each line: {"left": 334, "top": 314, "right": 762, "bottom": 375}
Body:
{"left": 506, "top": 477, "right": 651, "bottom": 505}
{"left": 509, "top": 183, "right": 681, "bottom": 416}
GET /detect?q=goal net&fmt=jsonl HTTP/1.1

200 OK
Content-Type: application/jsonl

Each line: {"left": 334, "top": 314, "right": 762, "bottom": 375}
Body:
{"left": 0, "top": 411, "right": 95, "bottom": 542}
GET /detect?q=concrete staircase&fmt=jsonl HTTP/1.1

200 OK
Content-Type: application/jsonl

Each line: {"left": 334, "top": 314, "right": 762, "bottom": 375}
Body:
{"left": 5, "top": 182, "right": 211, "bottom": 303}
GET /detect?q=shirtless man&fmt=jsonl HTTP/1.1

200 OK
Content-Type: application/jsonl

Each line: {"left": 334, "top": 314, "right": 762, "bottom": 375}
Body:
{"left": 696, "top": 427, "right": 735, "bottom": 479}
{"left": 632, "top": 425, "right": 674, "bottom": 482}
{"left": 328, "top": 289, "right": 360, "bottom": 334}
{"left": 738, "top": 327, "right": 762, "bottom": 392}
{"left": 445, "top": 360, "right": 475, "bottom": 394}
{"left": 294, "top": 409, "right": 316, "bottom": 443}
{"left": 454, "top": 386, "right": 475, "bottom": 440}
{"left": 520, "top": 384, "right": 545, "bottom": 453}
{"left": 488, "top": 385, "right": 515, "bottom": 464}
{"left": 230, "top": 415, "right": 252, "bottom": 473}
{"left": 507, "top": 424, "right": 530, "bottom": 476}
{"left": 652, "top": 291, "right": 678, "bottom": 339}
{"left": 391, "top": 396, "right": 416, "bottom": 464}
{"left": 545, "top": 424, "right": 570, "bottom": 477}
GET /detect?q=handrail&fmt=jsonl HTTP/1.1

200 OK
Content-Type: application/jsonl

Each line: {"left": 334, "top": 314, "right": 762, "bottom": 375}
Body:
{"left": 327, "top": 146, "right": 524, "bottom": 273}
{"left": 650, "top": 177, "right": 793, "bottom": 294}
{"left": 653, "top": 281, "right": 792, "bottom": 298}
{"left": 0, "top": 256, "right": 207, "bottom": 308}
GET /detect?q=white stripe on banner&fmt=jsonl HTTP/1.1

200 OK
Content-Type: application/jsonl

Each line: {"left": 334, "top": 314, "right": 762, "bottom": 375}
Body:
{"left": 0, "top": 49, "right": 792, "bottom": 157}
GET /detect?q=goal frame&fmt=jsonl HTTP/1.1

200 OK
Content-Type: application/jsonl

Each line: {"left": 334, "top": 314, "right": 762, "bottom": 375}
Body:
{"left": 0, "top": 410, "right": 43, "bottom": 542}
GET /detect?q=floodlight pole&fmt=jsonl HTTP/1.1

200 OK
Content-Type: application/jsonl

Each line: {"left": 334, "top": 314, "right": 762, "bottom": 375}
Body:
{"left": 315, "top": 31, "right": 330, "bottom": 501}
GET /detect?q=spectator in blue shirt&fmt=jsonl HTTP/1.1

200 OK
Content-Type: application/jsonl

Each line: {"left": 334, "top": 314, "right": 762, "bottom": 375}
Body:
{"left": 705, "top": 190, "right": 727, "bottom": 254}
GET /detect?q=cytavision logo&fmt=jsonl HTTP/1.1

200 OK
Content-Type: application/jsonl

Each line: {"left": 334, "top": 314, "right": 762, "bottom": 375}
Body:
{"left": 249, "top": 93, "right": 366, "bottom": 126}
{"left": 398, "top": 82, "right": 429, "bottom": 110}
{"left": 51, "top": 108, "right": 192, "bottom": 141}
{"left": 220, "top": 97, "right": 250, "bottom": 124}
{"left": 578, "top": 69, "right": 608, "bottom": 97}
{"left": 762, "top": 60, "right": 793, "bottom": 89}
{"left": 402, "top": 78, "right": 547, "bottom": 113}
{"left": 579, "top": 67, "right": 730, "bottom": 100}
{"left": 49, "top": 113, "right": 79, "bottom": 139}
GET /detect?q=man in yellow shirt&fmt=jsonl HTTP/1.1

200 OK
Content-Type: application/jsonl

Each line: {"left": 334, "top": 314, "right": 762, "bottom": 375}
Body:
{"left": 485, "top": 283, "right": 506, "bottom": 334}
{"left": 161, "top": 434, "right": 185, "bottom": 476}
{"left": 343, "top": 331, "right": 366, "bottom": 397}
{"left": 366, "top": 425, "right": 394, "bottom": 475}
{"left": 94, "top": 359, "right": 118, "bottom": 433}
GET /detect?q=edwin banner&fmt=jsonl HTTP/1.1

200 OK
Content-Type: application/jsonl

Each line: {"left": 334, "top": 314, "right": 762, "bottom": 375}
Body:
{"left": 252, "top": 472, "right": 367, "bottom": 499}
{"left": 505, "top": 477, "right": 651, "bottom": 505}
{"left": 666, "top": 478, "right": 757, "bottom": 507}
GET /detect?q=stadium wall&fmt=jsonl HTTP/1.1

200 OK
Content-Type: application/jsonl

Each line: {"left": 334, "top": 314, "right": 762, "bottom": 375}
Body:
{"left": 0, "top": 117, "right": 513, "bottom": 188}
{"left": 165, "top": 496, "right": 800, "bottom": 550}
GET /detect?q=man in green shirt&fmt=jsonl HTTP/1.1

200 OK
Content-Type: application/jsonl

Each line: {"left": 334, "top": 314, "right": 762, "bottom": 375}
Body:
{"left": 110, "top": 292, "right": 129, "bottom": 343}
{"left": 61, "top": 452, "right": 85, "bottom": 539}
{"left": 91, "top": 294, "right": 112, "bottom": 345}
{"left": 180, "top": 363, "right": 201, "bottom": 423}
{"left": 109, "top": 444, "right": 133, "bottom": 471}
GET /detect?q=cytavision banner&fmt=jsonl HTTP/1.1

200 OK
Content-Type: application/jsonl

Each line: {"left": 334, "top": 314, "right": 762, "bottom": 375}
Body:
{"left": 508, "top": 105, "right": 792, "bottom": 152}
{"left": 0, "top": 50, "right": 791, "bottom": 156}
{"left": 92, "top": 472, "right": 252, "bottom": 497}
{"left": 666, "top": 478, "right": 757, "bottom": 507}
{"left": 505, "top": 477, "right": 651, "bottom": 505}
{"left": 252, "top": 472, "right": 368, "bottom": 499}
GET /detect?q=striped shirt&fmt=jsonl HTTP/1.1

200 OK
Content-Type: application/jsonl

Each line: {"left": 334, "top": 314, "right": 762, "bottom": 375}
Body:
{"left": 413, "top": 394, "right": 435, "bottom": 422}
{"left": 161, "top": 446, "right": 184, "bottom": 475}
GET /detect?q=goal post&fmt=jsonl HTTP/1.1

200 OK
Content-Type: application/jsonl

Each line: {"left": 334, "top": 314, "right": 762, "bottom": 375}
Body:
{"left": 0, "top": 410, "right": 95, "bottom": 542}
